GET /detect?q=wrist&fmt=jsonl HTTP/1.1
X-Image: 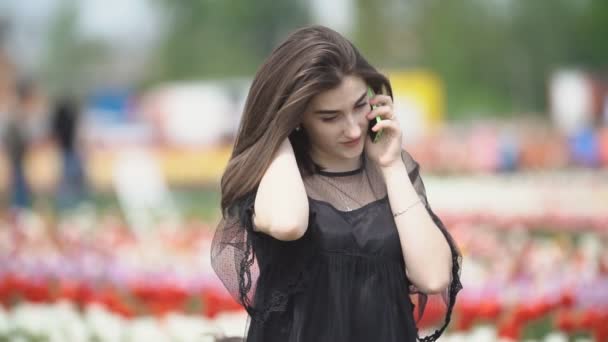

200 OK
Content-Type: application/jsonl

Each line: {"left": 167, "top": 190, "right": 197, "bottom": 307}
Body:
{"left": 380, "top": 161, "right": 406, "bottom": 178}
{"left": 381, "top": 161, "right": 417, "bottom": 192}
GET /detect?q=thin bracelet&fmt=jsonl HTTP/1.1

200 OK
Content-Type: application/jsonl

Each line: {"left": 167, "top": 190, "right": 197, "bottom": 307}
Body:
{"left": 393, "top": 199, "right": 423, "bottom": 217}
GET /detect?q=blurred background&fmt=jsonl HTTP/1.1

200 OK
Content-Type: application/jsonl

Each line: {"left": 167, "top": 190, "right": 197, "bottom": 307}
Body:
{"left": 0, "top": 0, "right": 607, "bottom": 341}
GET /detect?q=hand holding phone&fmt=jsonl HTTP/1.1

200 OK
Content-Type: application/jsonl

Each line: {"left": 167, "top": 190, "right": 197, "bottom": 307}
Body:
{"left": 367, "top": 86, "right": 383, "bottom": 143}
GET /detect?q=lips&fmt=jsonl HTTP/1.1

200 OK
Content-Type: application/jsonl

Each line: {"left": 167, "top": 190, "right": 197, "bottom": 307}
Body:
{"left": 342, "top": 137, "right": 360, "bottom": 146}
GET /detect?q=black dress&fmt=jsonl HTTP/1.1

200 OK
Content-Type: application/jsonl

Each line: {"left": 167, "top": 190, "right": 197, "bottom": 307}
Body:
{"left": 211, "top": 149, "right": 463, "bottom": 341}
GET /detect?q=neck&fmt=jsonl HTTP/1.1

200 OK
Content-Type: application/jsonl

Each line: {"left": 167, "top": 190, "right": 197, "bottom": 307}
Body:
{"left": 311, "top": 149, "right": 362, "bottom": 172}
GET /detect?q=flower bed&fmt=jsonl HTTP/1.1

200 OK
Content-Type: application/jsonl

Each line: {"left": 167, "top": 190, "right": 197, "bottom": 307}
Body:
{"left": 1, "top": 169, "right": 607, "bottom": 341}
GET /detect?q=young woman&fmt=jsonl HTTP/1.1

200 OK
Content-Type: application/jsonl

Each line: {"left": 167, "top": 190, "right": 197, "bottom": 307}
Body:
{"left": 211, "top": 25, "right": 462, "bottom": 342}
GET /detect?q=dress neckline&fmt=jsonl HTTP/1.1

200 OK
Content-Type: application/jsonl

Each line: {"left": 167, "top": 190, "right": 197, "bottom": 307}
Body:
{"left": 307, "top": 194, "right": 388, "bottom": 214}
{"left": 314, "top": 154, "right": 365, "bottom": 177}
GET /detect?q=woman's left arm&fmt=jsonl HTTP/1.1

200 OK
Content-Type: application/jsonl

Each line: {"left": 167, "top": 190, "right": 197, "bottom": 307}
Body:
{"left": 363, "top": 92, "right": 452, "bottom": 294}
{"left": 382, "top": 160, "right": 452, "bottom": 294}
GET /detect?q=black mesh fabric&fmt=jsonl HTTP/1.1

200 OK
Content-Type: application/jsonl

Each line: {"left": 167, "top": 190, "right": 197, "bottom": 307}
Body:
{"left": 211, "top": 149, "right": 463, "bottom": 341}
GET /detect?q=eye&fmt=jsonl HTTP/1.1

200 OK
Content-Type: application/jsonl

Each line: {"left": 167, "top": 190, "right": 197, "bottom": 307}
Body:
{"left": 321, "top": 116, "right": 337, "bottom": 122}
{"left": 355, "top": 102, "right": 367, "bottom": 108}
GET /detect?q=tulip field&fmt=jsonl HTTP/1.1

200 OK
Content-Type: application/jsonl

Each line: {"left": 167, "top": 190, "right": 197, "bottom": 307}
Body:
{"left": 0, "top": 169, "right": 607, "bottom": 341}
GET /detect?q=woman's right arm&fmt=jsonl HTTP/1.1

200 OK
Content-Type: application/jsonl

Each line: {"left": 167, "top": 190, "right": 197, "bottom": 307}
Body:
{"left": 252, "top": 138, "right": 309, "bottom": 241}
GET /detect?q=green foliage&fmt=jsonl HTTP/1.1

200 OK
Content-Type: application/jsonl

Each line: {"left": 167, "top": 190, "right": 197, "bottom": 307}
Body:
{"left": 39, "top": 0, "right": 602, "bottom": 119}
{"left": 146, "top": 0, "right": 311, "bottom": 84}
{"left": 41, "top": 0, "right": 109, "bottom": 97}
{"left": 353, "top": 0, "right": 608, "bottom": 119}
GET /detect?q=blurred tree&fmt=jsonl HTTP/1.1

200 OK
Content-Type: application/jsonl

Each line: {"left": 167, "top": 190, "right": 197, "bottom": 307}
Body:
{"left": 503, "top": 0, "right": 588, "bottom": 113}
{"left": 146, "top": 0, "right": 311, "bottom": 83}
{"left": 570, "top": 0, "right": 608, "bottom": 69}
{"left": 145, "top": 0, "right": 608, "bottom": 119}
{"left": 354, "top": 0, "right": 608, "bottom": 119}
{"left": 42, "top": 0, "right": 109, "bottom": 97}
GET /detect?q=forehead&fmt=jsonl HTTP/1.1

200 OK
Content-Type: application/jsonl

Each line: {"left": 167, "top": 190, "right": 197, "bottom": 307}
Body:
{"left": 309, "top": 75, "right": 367, "bottom": 109}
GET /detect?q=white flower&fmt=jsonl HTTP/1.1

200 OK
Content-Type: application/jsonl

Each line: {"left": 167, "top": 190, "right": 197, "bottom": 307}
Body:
{"left": 543, "top": 332, "right": 569, "bottom": 342}
{"left": 126, "top": 317, "right": 169, "bottom": 342}
{"left": 0, "top": 305, "right": 7, "bottom": 335}
{"left": 51, "top": 301, "right": 89, "bottom": 341}
{"left": 85, "top": 303, "right": 126, "bottom": 342}
{"left": 469, "top": 325, "right": 497, "bottom": 342}
{"left": 163, "top": 313, "right": 219, "bottom": 342}
{"left": 212, "top": 311, "right": 249, "bottom": 339}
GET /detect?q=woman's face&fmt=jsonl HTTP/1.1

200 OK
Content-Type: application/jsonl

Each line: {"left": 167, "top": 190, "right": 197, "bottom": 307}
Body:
{"left": 300, "top": 75, "right": 370, "bottom": 168}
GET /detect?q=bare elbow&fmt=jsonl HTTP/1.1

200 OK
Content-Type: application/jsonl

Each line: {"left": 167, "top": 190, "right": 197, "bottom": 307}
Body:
{"left": 422, "top": 278, "right": 450, "bottom": 294}
{"left": 269, "top": 216, "right": 308, "bottom": 241}
{"left": 407, "top": 269, "right": 451, "bottom": 294}
{"left": 420, "top": 278, "right": 450, "bottom": 294}
{"left": 268, "top": 222, "right": 308, "bottom": 241}
{"left": 268, "top": 208, "right": 309, "bottom": 241}
{"left": 253, "top": 209, "right": 309, "bottom": 240}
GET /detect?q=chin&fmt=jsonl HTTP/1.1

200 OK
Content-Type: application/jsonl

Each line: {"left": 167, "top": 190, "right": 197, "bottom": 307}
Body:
{"left": 340, "top": 146, "right": 364, "bottom": 158}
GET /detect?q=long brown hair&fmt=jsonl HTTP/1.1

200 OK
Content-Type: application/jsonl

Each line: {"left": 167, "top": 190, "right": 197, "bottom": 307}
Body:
{"left": 220, "top": 25, "right": 393, "bottom": 214}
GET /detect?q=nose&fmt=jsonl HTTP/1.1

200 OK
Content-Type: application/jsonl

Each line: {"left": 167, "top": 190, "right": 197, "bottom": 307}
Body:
{"left": 344, "top": 115, "right": 362, "bottom": 139}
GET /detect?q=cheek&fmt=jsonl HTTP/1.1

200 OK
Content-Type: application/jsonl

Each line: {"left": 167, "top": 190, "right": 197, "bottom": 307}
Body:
{"left": 354, "top": 116, "right": 369, "bottom": 134}
{"left": 359, "top": 115, "right": 369, "bottom": 128}
{"left": 306, "top": 122, "right": 340, "bottom": 146}
{"left": 358, "top": 108, "right": 370, "bottom": 125}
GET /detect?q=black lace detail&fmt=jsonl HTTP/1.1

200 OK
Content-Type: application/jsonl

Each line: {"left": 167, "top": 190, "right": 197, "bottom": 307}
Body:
{"left": 404, "top": 151, "right": 464, "bottom": 342}
{"left": 218, "top": 191, "right": 318, "bottom": 324}
{"left": 212, "top": 149, "right": 463, "bottom": 341}
{"left": 258, "top": 256, "right": 314, "bottom": 322}
{"left": 210, "top": 191, "right": 259, "bottom": 321}
{"left": 414, "top": 204, "right": 464, "bottom": 341}
{"left": 237, "top": 200, "right": 257, "bottom": 318}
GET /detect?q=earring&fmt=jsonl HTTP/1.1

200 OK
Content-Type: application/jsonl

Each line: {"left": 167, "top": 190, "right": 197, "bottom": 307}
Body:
{"left": 295, "top": 126, "right": 301, "bottom": 131}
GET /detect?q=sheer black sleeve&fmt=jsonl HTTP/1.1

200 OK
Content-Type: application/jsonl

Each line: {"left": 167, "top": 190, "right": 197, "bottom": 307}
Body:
{"left": 210, "top": 190, "right": 260, "bottom": 318}
{"left": 401, "top": 150, "right": 464, "bottom": 342}
{"left": 210, "top": 189, "right": 317, "bottom": 326}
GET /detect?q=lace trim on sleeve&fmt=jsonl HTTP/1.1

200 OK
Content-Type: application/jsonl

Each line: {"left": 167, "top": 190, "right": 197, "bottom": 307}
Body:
{"left": 210, "top": 191, "right": 258, "bottom": 318}
{"left": 402, "top": 150, "right": 464, "bottom": 342}
{"left": 211, "top": 190, "right": 317, "bottom": 324}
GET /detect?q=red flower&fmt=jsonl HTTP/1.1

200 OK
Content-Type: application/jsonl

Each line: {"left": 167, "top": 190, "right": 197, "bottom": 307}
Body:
{"left": 593, "top": 324, "right": 608, "bottom": 342}
{"left": 56, "top": 280, "right": 93, "bottom": 307}
{"left": 131, "top": 282, "right": 158, "bottom": 303}
{"left": 22, "top": 281, "right": 51, "bottom": 303}
{"left": 203, "top": 288, "right": 242, "bottom": 318}
{"left": 0, "top": 278, "right": 8, "bottom": 303}
{"left": 498, "top": 318, "right": 522, "bottom": 340}
{"left": 580, "top": 308, "right": 603, "bottom": 330}
{"left": 554, "top": 309, "right": 577, "bottom": 334}
{"left": 412, "top": 296, "right": 446, "bottom": 328}
{"left": 559, "top": 290, "right": 575, "bottom": 308}
{"left": 455, "top": 301, "right": 478, "bottom": 330}
{"left": 536, "top": 300, "right": 555, "bottom": 317}
{"left": 477, "top": 298, "right": 501, "bottom": 321}
{"left": 513, "top": 304, "right": 535, "bottom": 323}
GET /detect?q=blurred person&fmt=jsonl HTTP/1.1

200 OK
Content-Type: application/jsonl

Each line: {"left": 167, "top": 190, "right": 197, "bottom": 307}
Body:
{"left": 211, "top": 25, "right": 462, "bottom": 342}
{"left": 50, "top": 95, "right": 89, "bottom": 211}
{"left": 1, "top": 79, "right": 35, "bottom": 212}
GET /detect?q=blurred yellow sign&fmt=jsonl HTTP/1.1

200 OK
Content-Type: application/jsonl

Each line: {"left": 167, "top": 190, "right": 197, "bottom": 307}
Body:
{"left": 386, "top": 70, "right": 445, "bottom": 140}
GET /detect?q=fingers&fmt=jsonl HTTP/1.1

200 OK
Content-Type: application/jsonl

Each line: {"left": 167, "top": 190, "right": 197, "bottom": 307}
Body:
{"left": 370, "top": 118, "right": 400, "bottom": 132}
{"left": 367, "top": 104, "right": 396, "bottom": 121}
{"left": 370, "top": 94, "right": 393, "bottom": 109}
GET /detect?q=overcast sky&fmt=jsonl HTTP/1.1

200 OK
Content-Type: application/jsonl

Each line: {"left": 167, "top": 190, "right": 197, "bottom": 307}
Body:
{"left": 1, "top": 0, "right": 161, "bottom": 70}
{"left": 2, "top": 0, "right": 160, "bottom": 41}
{"left": 0, "top": 0, "right": 353, "bottom": 79}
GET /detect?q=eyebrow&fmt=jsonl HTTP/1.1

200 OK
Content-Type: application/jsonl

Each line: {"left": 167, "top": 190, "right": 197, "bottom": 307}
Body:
{"left": 314, "top": 90, "right": 368, "bottom": 115}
